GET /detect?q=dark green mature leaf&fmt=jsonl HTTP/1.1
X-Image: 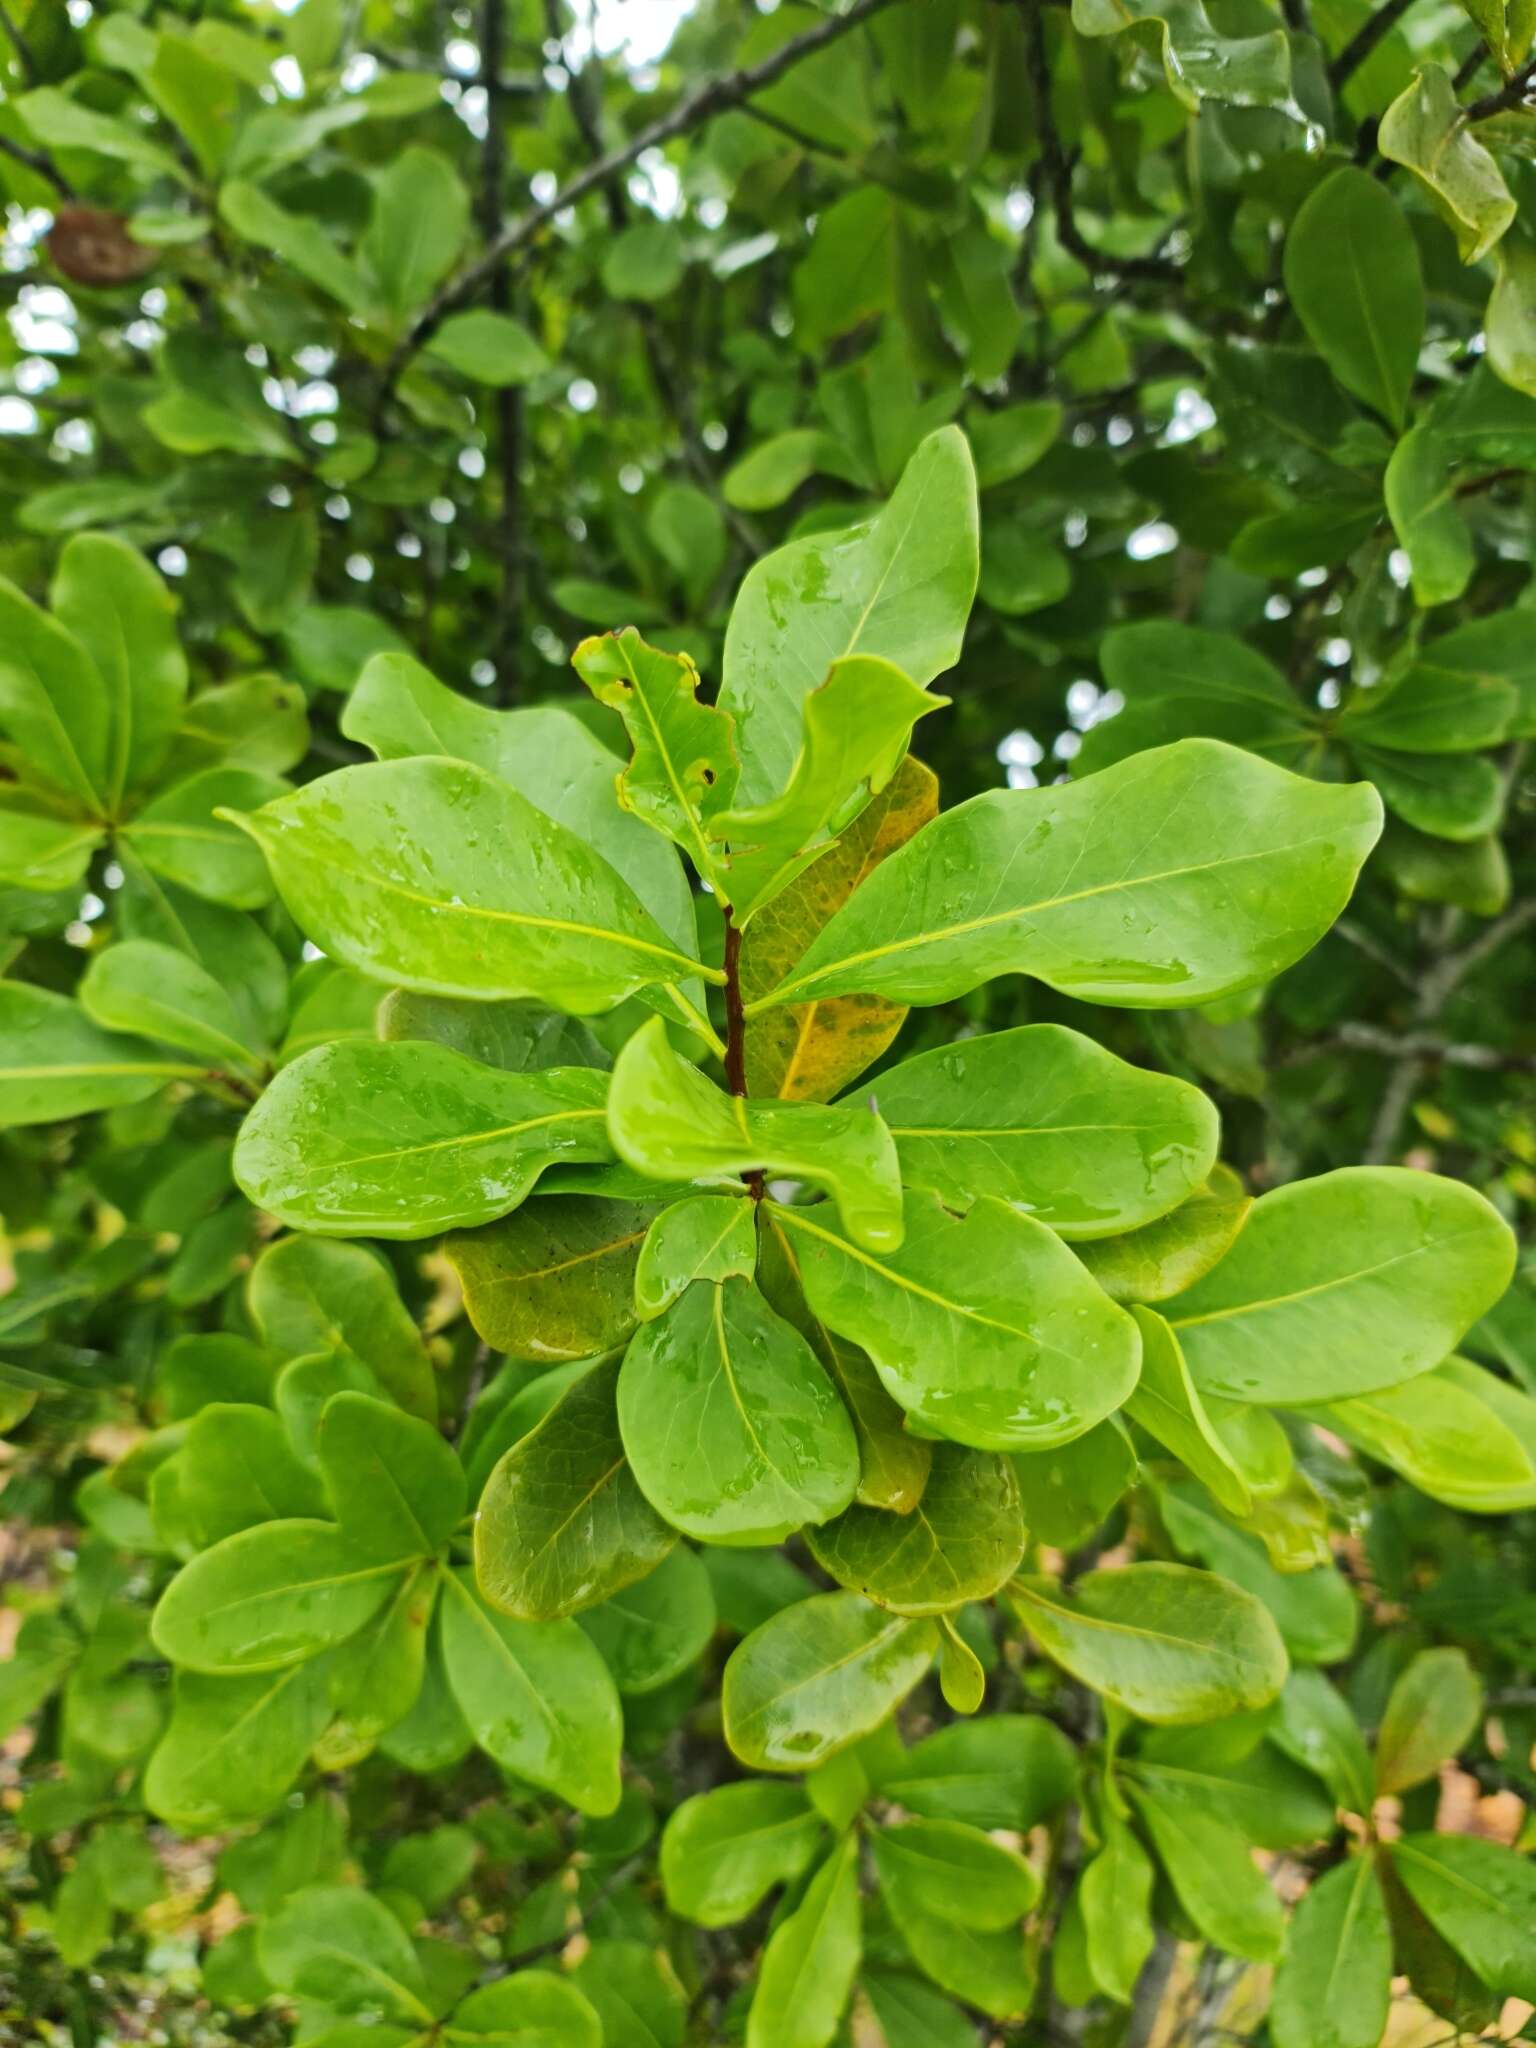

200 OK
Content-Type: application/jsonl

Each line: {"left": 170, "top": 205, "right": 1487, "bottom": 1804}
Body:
{"left": 1284, "top": 169, "right": 1424, "bottom": 428}
{"left": 1389, "top": 1835, "right": 1536, "bottom": 2001}
{"left": 144, "top": 1664, "right": 332, "bottom": 1830}
{"left": 317, "top": 1394, "right": 465, "bottom": 1564}
{"left": 448, "top": 1197, "right": 655, "bottom": 1361}
{"left": 1270, "top": 1858, "right": 1393, "bottom": 2048}
{"left": 1008, "top": 1563, "right": 1288, "bottom": 1722}
{"left": 806, "top": 1445, "right": 1025, "bottom": 1616}
{"left": 225, "top": 759, "right": 713, "bottom": 1013}
{"left": 259, "top": 1883, "right": 433, "bottom": 2020}
{"left": 235, "top": 1040, "right": 612, "bottom": 1237}
{"left": 723, "top": 1592, "right": 937, "bottom": 1770}
{"left": 576, "top": 1544, "right": 717, "bottom": 1694}
{"left": 248, "top": 1235, "right": 436, "bottom": 1421}
{"left": 0, "top": 983, "right": 202, "bottom": 1128}
{"left": 870, "top": 1023, "right": 1218, "bottom": 1240}
{"left": 721, "top": 427, "right": 979, "bottom": 808}
{"left": 618, "top": 1276, "right": 859, "bottom": 1544}
{"left": 755, "top": 741, "right": 1382, "bottom": 1013}
{"left": 768, "top": 1191, "right": 1140, "bottom": 1452}
{"left": 1165, "top": 1167, "right": 1516, "bottom": 1402}
{"left": 475, "top": 1355, "right": 674, "bottom": 1620}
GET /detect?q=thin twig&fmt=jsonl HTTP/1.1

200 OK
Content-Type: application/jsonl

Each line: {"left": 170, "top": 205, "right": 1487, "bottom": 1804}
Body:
{"left": 1329, "top": 0, "right": 1416, "bottom": 90}
{"left": 1322, "top": 1024, "right": 1536, "bottom": 1072}
{"left": 0, "top": 131, "right": 73, "bottom": 199}
{"left": 381, "top": 0, "right": 903, "bottom": 392}
{"left": 0, "top": 0, "right": 37, "bottom": 84}
{"left": 1467, "top": 52, "right": 1536, "bottom": 120}
{"left": 482, "top": 0, "right": 525, "bottom": 699}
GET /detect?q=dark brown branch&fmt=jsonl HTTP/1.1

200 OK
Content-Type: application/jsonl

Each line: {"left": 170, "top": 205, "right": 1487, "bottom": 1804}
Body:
{"left": 482, "top": 0, "right": 524, "bottom": 699}
{"left": 0, "top": 131, "right": 73, "bottom": 199}
{"left": 1467, "top": 52, "right": 1536, "bottom": 120}
{"left": 382, "top": 0, "right": 904, "bottom": 391}
{"left": 1329, "top": 0, "right": 1416, "bottom": 90}
{"left": 1020, "top": 0, "right": 1183, "bottom": 285}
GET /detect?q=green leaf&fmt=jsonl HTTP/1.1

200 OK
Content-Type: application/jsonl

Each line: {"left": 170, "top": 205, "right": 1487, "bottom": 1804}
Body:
{"left": 1156, "top": 1479, "right": 1357, "bottom": 1665}
{"left": 425, "top": 309, "right": 549, "bottom": 385}
{"left": 259, "top": 1884, "right": 432, "bottom": 2021}
{"left": 1129, "top": 1783, "right": 1283, "bottom": 1961}
{"left": 166, "top": 1403, "right": 325, "bottom": 1546}
{"left": 360, "top": 146, "right": 469, "bottom": 326}
{"left": 318, "top": 1393, "right": 465, "bottom": 1565}
{"left": 871, "top": 1818, "right": 1036, "bottom": 1929}
{"left": 437, "top": 1567, "right": 623, "bottom": 1814}
{"left": 1385, "top": 423, "right": 1474, "bottom": 609}
{"left": 321, "top": 1563, "right": 435, "bottom": 1765}
{"left": 573, "top": 628, "right": 739, "bottom": 889}
{"left": 878, "top": 1862, "right": 1036, "bottom": 2018}
{"left": 1011, "top": 1418, "right": 1137, "bottom": 1550}
{"left": 1284, "top": 168, "right": 1424, "bottom": 428}
{"left": 15, "top": 84, "right": 186, "bottom": 180}
{"left": 1272, "top": 1668, "right": 1376, "bottom": 1816}
{"left": 721, "top": 427, "right": 978, "bottom": 808}
{"left": 1125, "top": 1307, "right": 1252, "bottom": 1516}
{"left": 1071, "top": 0, "right": 1292, "bottom": 109}
{"left": 380, "top": 988, "right": 608, "bottom": 1074}
{"left": 937, "top": 1618, "right": 985, "bottom": 1714}
{"left": 717, "top": 656, "right": 943, "bottom": 919}
{"left": 1164, "top": 1166, "right": 1516, "bottom": 1402}
{"left": 723, "top": 1592, "right": 937, "bottom": 1771}
{"left": 576, "top": 1544, "right": 717, "bottom": 1694}
{"left": 1339, "top": 627, "right": 1522, "bottom": 751}
{"left": 475, "top": 1355, "right": 674, "bottom": 1620}
{"left": 144, "top": 1664, "right": 332, "bottom": 1830}
{"left": 870, "top": 1715, "right": 1076, "bottom": 1831}
{"left": 1353, "top": 745, "right": 1504, "bottom": 842}
{"left": 1125, "top": 1732, "right": 1335, "bottom": 1848}
{"left": 235, "top": 1039, "right": 612, "bottom": 1238}
{"left": 1380, "top": 65, "right": 1516, "bottom": 265}
{"left": 225, "top": 759, "right": 711, "bottom": 1013}
{"left": 806, "top": 1445, "right": 1025, "bottom": 1616}
{"left": 1389, "top": 1834, "right": 1536, "bottom": 2001}
{"left": 1008, "top": 1563, "right": 1288, "bottom": 1722}
{"left": 661, "top": 1780, "right": 825, "bottom": 1928}
{"left": 249, "top": 1235, "right": 436, "bottom": 1423}
{"left": 1079, "top": 1812, "right": 1155, "bottom": 2003}
{"left": 1309, "top": 1361, "right": 1536, "bottom": 1512}
{"left": 740, "top": 755, "right": 938, "bottom": 1103}
{"left": 634, "top": 1194, "right": 757, "bottom": 1319}
{"left": 151, "top": 1521, "right": 403, "bottom": 1673}
{"left": 80, "top": 940, "right": 263, "bottom": 1075}
{"left": 1489, "top": 235, "right": 1536, "bottom": 399}
{"left": 218, "top": 182, "right": 370, "bottom": 314}
{"left": 609, "top": 1018, "right": 903, "bottom": 1253}
{"left": 746, "top": 1832, "right": 862, "bottom": 2048}
{"left": 0, "top": 811, "right": 103, "bottom": 893}
{"left": 1270, "top": 1857, "right": 1393, "bottom": 2048}
{"left": 453, "top": 1973, "right": 602, "bottom": 2045}
{"left": 755, "top": 740, "right": 1382, "bottom": 1014}
{"left": 618, "top": 1276, "right": 859, "bottom": 1545}
{"left": 123, "top": 768, "right": 286, "bottom": 910}
{"left": 870, "top": 1023, "right": 1218, "bottom": 1241}
{"left": 0, "top": 574, "right": 111, "bottom": 809}
{"left": 447, "top": 1197, "right": 654, "bottom": 1362}
{"left": 50, "top": 533, "right": 187, "bottom": 803}
{"left": 0, "top": 984, "right": 202, "bottom": 1129}
{"left": 767, "top": 1191, "right": 1140, "bottom": 1452}
{"left": 1077, "top": 1166, "right": 1253, "bottom": 1305}
{"left": 570, "top": 1941, "right": 687, "bottom": 2048}
{"left": 1075, "top": 620, "right": 1312, "bottom": 775}
{"left": 1376, "top": 1647, "right": 1483, "bottom": 1796}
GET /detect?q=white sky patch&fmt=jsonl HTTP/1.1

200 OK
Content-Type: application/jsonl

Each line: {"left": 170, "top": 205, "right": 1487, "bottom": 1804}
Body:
{"left": 566, "top": 0, "right": 697, "bottom": 66}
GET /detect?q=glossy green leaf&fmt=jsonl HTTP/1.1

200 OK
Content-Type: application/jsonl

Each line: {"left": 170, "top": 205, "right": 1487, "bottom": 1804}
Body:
{"left": 437, "top": 1567, "right": 622, "bottom": 1814}
{"left": 1011, "top": 1418, "right": 1137, "bottom": 1550}
{"left": 320, "top": 1563, "right": 435, "bottom": 1765}
{"left": 248, "top": 1235, "right": 436, "bottom": 1422}
{"left": 746, "top": 1831, "right": 861, "bottom": 2048}
{"left": 576, "top": 1543, "right": 717, "bottom": 1694}
{"left": 618, "top": 1276, "right": 859, "bottom": 1545}
{"left": 235, "top": 1040, "right": 612, "bottom": 1238}
{"left": 1072, "top": 0, "right": 1291, "bottom": 109}
{"left": 1284, "top": 169, "right": 1424, "bottom": 429}
{"left": 1008, "top": 1563, "right": 1288, "bottom": 1722}
{"left": 453, "top": 1972, "right": 602, "bottom": 2045}
{"left": 806, "top": 1445, "right": 1025, "bottom": 1616}
{"left": 1380, "top": 64, "right": 1516, "bottom": 265}
{"left": 0, "top": 572, "right": 111, "bottom": 809}
{"left": 1126, "top": 1731, "right": 1334, "bottom": 1849}
{"left": 50, "top": 532, "right": 187, "bottom": 802}
{"left": 1126, "top": 1307, "right": 1251, "bottom": 1516}
{"left": 1156, "top": 1479, "right": 1357, "bottom": 1665}
{"left": 1308, "top": 1361, "right": 1536, "bottom": 1511}
{"left": 1376, "top": 1648, "right": 1483, "bottom": 1796}
{"left": 609, "top": 1018, "right": 902, "bottom": 1253}
{"left": 1353, "top": 744, "right": 1504, "bottom": 842}
{"left": 870, "top": 1023, "right": 1218, "bottom": 1241}
{"left": 0, "top": 983, "right": 201, "bottom": 1128}
{"left": 871, "top": 1714, "right": 1076, "bottom": 1831}
{"left": 755, "top": 740, "right": 1382, "bottom": 1014}
{"left": 937, "top": 1618, "right": 985, "bottom": 1713}
{"left": 879, "top": 1865, "right": 1036, "bottom": 2019}
{"left": 225, "top": 758, "right": 712, "bottom": 1013}
{"left": 151, "top": 1521, "right": 402, "bottom": 1673}
{"left": 768, "top": 1191, "right": 1140, "bottom": 1452}
{"left": 634, "top": 1194, "right": 757, "bottom": 1320}
{"left": 123, "top": 769, "right": 286, "bottom": 909}
{"left": 318, "top": 1393, "right": 465, "bottom": 1565}
{"left": 721, "top": 427, "right": 978, "bottom": 808}
{"left": 475, "top": 1354, "right": 674, "bottom": 1620}
{"left": 1077, "top": 1166, "right": 1252, "bottom": 1305}
{"left": 661, "top": 1781, "right": 825, "bottom": 1927}
{"left": 447, "top": 1197, "right": 654, "bottom": 1362}
{"left": 723, "top": 1591, "right": 937, "bottom": 1771}
{"left": 79, "top": 940, "right": 263, "bottom": 1075}
{"left": 144, "top": 1664, "right": 332, "bottom": 1830}
{"left": 871, "top": 1817, "right": 1036, "bottom": 1929}
{"left": 1385, "top": 422, "right": 1474, "bottom": 609}
{"left": 167, "top": 1403, "right": 325, "bottom": 1546}
{"left": 1165, "top": 1166, "right": 1516, "bottom": 1403}
{"left": 1389, "top": 1834, "right": 1536, "bottom": 2001}
{"left": 1130, "top": 1783, "right": 1283, "bottom": 1962}
{"left": 1270, "top": 1857, "right": 1393, "bottom": 2048}
{"left": 1079, "top": 1812, "right": 1155, "bottom": 2003}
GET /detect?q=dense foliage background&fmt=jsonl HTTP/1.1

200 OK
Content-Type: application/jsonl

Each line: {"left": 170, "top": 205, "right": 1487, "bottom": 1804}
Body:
{"left": 2, "top": 0, "right": 1536, "bottom": 2043}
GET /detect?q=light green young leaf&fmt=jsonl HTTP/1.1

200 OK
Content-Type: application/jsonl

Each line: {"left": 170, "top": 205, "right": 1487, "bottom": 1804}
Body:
{"left": 1376, "top": 1647, "right": 1483, "bottom": 1796}
{"left": 1156, "top": 1479, "right": 1358, "bottom": 1666}
{"left": 870, "top": 1023, "right": 1218, "bottom": 1241}
{"left": 806, "top": 1445, "right": 1025, "bottom": 1616}
{"left": 144, "top": 1664, "right": 331, "bottom": 1830}
{"left": 1270, "top": 1857, "right": 1393, "bottom": 2048}
{"left": 15, "top": 85, "right": 187, "bottom": 180}
{"left": 1385, "top": 422, "right": 1474, "bottom": 609}
{"left": 1126, "top": 1307, "right": 1252, "bottom": 1517}
{"left": 318, "top": 1393, "right": 466, "bottom": 1564}
{"left": 50, "top": 533, "right": 187, "bottom": 803}
{"left": 475, "top": 1354, "right": 674, "bottom": 1620}
{"left": 753, "top": 740, "right": 1382, "bottom": 1014}
{"left": 1380, "top": 65, "right": 1516, "bottom": 265}
{"left": 1072, "top": 0, "right": 1292, "bottom": 110}
{"left": 618, "top": 1276, "right": 859, "bottom": 1545}
{"left": 661, "top": 1780, "right": 825, "bottom": 1927}
{"left": 1389, "top": 1834, "right": 1536, "bottom": 2001}
{"left": 1080, "top": 1812, "right": 1155, "bottom": 2002}
{"left": 248, "top": 1235, "right": 437, "bottom": 1423}
{"left": 151, "top": 1521, "right": 403, "bottom": 1673}
{"left": 235, "top": 1040, "right": 612, "bottom": 1238}
{"left": 609, "top": 1018, "right": 902, "bottom": 1253}
{"left": 576, "top": 1543, "right": 717, "bottom": 1695}
{"left": 218, "top": 181, "right": 372, "bottom": 313}
{"left": 453, "top": 1973, "right": 602, "bottom": 2045}
{"left": 1284, "top": 168, "right": 1424, "bottom": 428}
{"left": 80, "top": 940, "right": 263, "bottom": 1075}
{"left": 1304, "top": 1359, "right": 1536, "bottom": 1512}
{"left": 1488, "top": 236, "right": 1536, "bottom": 399}
{"left": 937, "top": 1618, "right": 985, "bottom": 1714}
{"left": 259, "top": 1883, "right": 432, "bottom": 2021}
{"left": 1008, "top": 1562, "right": 1288, "bottom": 1722}
{"left": 320, "top": 1563, "right": 434, "bottom": 1766}
{"left": 168, "top": 1403, "right": 325, "bottom": 1547}
{"left": 871, "top": 1817, "right": 1037, "bottom": 1928}
{"left": 744, "top": 1832, "right": 861, "bottom": 2048}
{"left": 447, "top": 1196, "right": 654, "bottom": 1363}
{"left": 634, "top": 1194, "right": 758, "bottom": 1319}
{"left": 437, "top": 1566, "right": 623, "bottom": 1814}
{"left": 424, "top": 308, "right": 549, "bottom": 385}
{"left": 1165, "top": 1166, "right": 1516, "bottom": 1403}
{"left": 1272, "top": 1667, "right": 1376, "bottom": 1815}
{"left": 723, "top": 1591, "right": 937, "bottom": 1771}
{"left": 0, "top": 811, "right": 103, "bottom": 893}
{"left": 768, "top": 1191, "right": 1140, "bottom": 1452}
{"left": 0, "top": 576, "right": 112, "bottom": 811}
{"left": 1077, "top": 1166, "right": 1253, "bottom": 1304}
{"left": 360, "top": 146, "right": 470, "bottom": 326}
{"left": 1130, "top": 1784, "right": 1284, "bottom": 1961}
{"left": 721, "top": 426, "right": 979, "bottom": 808}
{"left": 0, "top": 983, "right": 202, "bottom": 1129}
{"left": 225, "top": 759, "right": 711, "bottom": 1012}
{"left": 716, "top": 656, "right": 943, "bottom": 919}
